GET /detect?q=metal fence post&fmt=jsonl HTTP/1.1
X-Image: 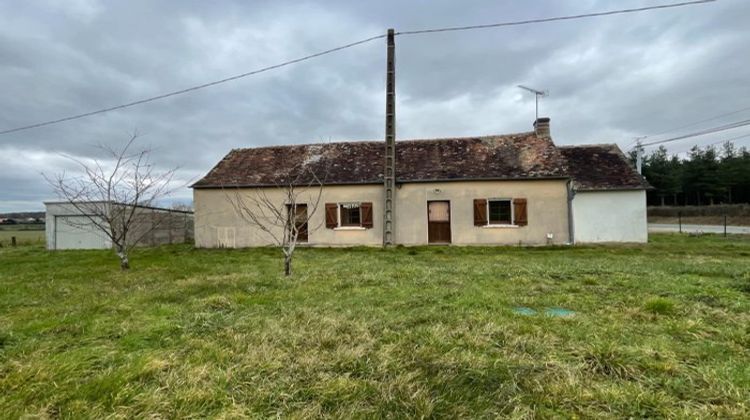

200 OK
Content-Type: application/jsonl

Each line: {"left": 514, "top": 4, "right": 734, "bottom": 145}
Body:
{"left": 724, "top": 214, "right": 727, "bottom": 237}
{"left": 678, "top": 211, "right": 682, "bottom": 234}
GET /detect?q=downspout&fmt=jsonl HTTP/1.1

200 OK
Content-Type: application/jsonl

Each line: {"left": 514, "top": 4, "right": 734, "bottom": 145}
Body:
{"left": 566, "top": 179, "right": 576, "bottom": 245}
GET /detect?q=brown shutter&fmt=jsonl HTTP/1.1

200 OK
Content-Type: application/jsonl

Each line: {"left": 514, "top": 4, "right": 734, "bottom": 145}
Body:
{"left": 360, "top": 202, "right": 373, "bottom": 228}
{"left": 513, "top": 198, "right": 528, "bottom": 226}
{"left": 473, "top": 199, "right": 487, "bottom": 226}
{"left": 325, "top": 203, "right": 337, "bottom": 229}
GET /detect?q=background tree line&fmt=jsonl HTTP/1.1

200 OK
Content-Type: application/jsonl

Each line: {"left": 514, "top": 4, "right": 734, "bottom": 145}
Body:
{"left": 631, "top": 141, "right": 750, "bottom": 206}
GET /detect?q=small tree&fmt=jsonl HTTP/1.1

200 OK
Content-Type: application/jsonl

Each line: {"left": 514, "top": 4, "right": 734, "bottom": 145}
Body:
{"left": 226, "top": 154, "right": 328, "bottom": 276}
{"left": 45, "top": 134, "right": 177, "bottom": 270}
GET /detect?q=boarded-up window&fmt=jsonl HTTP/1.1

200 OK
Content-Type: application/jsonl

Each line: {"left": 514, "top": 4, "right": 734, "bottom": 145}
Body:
{"left": 473, "top": 199, "right": 487, "bottom": 226}
{"left": 513, "top": 198, "right": 528, "bottom": 226}
{"left": 428, "top": 201, "right": 450, "bottom": 222}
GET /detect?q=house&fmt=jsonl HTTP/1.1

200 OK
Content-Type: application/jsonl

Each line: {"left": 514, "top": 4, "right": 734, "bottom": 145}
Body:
{"left": 45, "top": 201, "right": 194, "bottom": 250}
{"left": 191, "top": 118, "right": 649, "bottom": 247}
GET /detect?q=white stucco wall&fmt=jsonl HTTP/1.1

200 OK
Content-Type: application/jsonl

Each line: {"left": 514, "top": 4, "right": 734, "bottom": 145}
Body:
{"left": 571, "top": 190, "right": 648, "bottom": 243}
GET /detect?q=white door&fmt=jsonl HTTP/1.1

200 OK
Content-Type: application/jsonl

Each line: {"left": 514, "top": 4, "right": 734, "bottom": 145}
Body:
{"left": 55, "top": 216, "right": 109, "bottom": 249}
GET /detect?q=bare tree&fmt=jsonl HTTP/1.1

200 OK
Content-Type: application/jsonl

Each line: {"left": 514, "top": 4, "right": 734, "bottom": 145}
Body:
{"left": 226, "top": 153, "right": 328, "bottom": 276}
{"left": 45, "top": 133, "right": 178, "bottom": 270}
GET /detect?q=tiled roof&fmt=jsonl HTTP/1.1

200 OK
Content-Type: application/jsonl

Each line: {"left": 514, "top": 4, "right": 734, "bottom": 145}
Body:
{"left": 559, "top": 144, "right": 651, "bottom": 191}
{"left": 192, "top": 132, "right": 569, "bottom": 188}
{"left": 192, "top": 135, "right": 650, "bottom": 191}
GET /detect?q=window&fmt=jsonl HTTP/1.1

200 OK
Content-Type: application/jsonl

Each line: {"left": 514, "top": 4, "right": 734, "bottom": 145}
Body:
{"left": 339, "top": 203, "right": 361, "bottom": 226}
{"left": 488, "top": 199, "right": 512, "bottom": 225}
{"left": 325, "top": 202, "right": 374, "bottom": 229}
{"left": 473, "top": 198, "right": 527, "bottom": 227}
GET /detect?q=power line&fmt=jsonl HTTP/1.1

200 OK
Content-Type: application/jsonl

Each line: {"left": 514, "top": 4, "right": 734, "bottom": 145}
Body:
{"left": 0, "top": 0, "right": 716, "bottom": 136}
{"left": 396, "top": 0, "right": 715, "bottom": 35}
{"left": 0, "top": 34, "right": 387, "bottom": 135}
{"left": 644, "top": 104, "right": 750, "bottom": 140}
{"left": 670, "top": 132, "right": 750, "bottom": 154}
{"left": 641, "top": 118, "right": 750, "bottom": 147}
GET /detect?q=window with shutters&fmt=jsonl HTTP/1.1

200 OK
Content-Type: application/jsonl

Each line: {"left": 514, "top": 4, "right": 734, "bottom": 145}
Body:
{"left": 325, "top": 202, "right": 374, "bottom": 229}
{"left": 488, "top": 199, "right": 512, "bottom": 225}
{"left": 474, "top": 197, "right": 528, "bottom": 227}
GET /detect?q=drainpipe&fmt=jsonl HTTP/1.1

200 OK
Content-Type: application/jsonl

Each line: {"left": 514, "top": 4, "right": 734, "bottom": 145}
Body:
{"left": 566, "top": 179, "right": 576, "bottom": 245}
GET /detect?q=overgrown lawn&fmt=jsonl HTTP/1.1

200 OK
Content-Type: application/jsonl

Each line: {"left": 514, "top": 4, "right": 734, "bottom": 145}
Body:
{"left": 1, "top": 234, "right": 749, "bottom": 417}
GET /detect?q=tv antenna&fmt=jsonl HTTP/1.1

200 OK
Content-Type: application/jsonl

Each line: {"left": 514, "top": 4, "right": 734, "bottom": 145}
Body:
{"left": 518, "top": 85, "right": 548, "bottom": 120}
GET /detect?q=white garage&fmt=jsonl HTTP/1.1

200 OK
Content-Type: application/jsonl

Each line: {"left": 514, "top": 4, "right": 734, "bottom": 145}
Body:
{"left": 45, "top": 201, "right": 194, "bottom": 250}
{"left": 52, "top": 215, "right": 110, "bottom": 250}
{"left": 560, "top": 144, "right": 651, "bottom": 244}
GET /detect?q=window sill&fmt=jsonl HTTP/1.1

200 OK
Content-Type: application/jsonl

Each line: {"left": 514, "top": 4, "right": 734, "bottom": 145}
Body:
{"left": 334, "top": 226, "right": 366, "bottom": 231}
{"left": 482, "top": 224, "right": 519, "bottom": 229}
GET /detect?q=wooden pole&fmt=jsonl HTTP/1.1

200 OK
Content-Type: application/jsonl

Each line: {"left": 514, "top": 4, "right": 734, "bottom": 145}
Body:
{"left": 383, "top": 28, "right": 396, "bottom": 246}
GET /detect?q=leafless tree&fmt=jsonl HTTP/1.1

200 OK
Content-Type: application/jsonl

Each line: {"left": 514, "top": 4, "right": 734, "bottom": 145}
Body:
{"left": 45, "top": 133, "right": 178, "bottom": 270}
{"left": 226, "top": 152, "right": 328, "bottom": 276}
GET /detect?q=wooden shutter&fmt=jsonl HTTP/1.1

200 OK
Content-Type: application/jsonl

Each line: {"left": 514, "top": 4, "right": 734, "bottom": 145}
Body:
{"left": 360, "top": 202, "right": 373, "bottom": 228}
{"left": 473, "top": 199, "right": 487, "bottom": 226}
{"left": 513, "top": 198, "right": 528, "bottom": 226}
{"left": 325, "top": 203, "right": 337, "bottom": 229}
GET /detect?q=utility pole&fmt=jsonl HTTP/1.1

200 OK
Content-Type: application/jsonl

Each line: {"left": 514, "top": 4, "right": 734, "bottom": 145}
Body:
{"left": 635, "top": 137, "right": 645, "bottom": 174}
{"left": 383, "top": 28, "right": 396, "bottom": 246}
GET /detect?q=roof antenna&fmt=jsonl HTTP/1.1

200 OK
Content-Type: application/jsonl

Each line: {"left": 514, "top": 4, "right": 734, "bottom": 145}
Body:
{"left": 518, "top": 85, "right": 548, "bottom": 120}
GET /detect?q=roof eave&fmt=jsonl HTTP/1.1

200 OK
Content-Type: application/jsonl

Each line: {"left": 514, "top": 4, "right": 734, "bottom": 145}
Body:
{"left": 192, "top": 175, "right": 570, "bottom": 189}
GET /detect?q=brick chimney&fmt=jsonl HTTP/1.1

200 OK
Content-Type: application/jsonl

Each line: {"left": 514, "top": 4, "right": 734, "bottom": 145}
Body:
{"left": 534, "top": 117, "right": 550, "bottom": 138}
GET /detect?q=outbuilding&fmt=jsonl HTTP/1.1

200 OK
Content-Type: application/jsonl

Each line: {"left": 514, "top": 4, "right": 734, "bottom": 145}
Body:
{"left": 45, "top": 201, "right": 194, "bottom": 250}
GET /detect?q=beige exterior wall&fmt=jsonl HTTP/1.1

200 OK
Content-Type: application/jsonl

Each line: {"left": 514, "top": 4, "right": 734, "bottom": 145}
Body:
{"left": 194, "top": 185, "right": 384, "bottom": 247}
{"left": 395, "top": 180, "right": 570, "bottom": 245}
{"left": 194, "top": 179, "right": 570, "bottom": 247}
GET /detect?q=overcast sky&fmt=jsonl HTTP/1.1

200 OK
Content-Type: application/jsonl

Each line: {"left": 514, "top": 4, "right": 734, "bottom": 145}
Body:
{"left": 1, "top": 0, "right": 749, "bottom": 212}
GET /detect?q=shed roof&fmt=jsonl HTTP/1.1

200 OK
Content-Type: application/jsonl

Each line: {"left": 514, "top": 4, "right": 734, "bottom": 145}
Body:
{"left": 558, "top": 144, "right": 651, "bottom": 191}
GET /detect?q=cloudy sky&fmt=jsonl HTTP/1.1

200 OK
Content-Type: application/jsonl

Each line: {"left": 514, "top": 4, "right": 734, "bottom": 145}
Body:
{"left": 1, "top": 0, "right": 748, "bottom": 212}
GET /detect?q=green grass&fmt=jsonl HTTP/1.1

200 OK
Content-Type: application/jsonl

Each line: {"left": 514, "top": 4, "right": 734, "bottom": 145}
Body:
{"left": 1, "top": 234, "right": 749, "bottom": 418}
{"left": 0, "top": 228, "right": 44, "bottom": 246}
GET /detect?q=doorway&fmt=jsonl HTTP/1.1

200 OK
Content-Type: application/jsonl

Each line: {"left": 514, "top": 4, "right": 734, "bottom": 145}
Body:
{"left": 427, "top": 201, "right": 451, "bottom": 244}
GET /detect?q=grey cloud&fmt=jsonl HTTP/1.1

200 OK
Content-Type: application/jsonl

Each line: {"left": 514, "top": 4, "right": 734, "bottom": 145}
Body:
{"left": 1, "top": 0, "right": 749, "bottom": 212}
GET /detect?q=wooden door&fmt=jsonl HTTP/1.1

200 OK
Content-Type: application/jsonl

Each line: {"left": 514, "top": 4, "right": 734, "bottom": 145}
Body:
{"left": 427, "top": 201, "right": 451, "bottom": 244}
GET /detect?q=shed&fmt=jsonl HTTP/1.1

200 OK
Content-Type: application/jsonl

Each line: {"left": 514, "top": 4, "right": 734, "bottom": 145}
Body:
{"left": 559, "top": 145, "right": 651, "bottom": 243}
{"left": 45, "top": 201, "right": 194, "bottom": 250}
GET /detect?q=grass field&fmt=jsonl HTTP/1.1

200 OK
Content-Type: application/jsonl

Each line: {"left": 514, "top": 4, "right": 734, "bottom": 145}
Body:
{"left": 1, "top": 235, "right": 749, "bottom": 417}
{"left": 0, "top": 228, "right": 45, "bottom": 246}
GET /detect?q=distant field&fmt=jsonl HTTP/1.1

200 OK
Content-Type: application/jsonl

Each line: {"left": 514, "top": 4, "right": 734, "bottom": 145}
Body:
{"left": 1, "top": 234, "right": 749, "bottom": 417}
{"left": 0, "top": 229, "right": 44, "bottom": 246}
{"left": 648, "top": 204, "right": 750, "bottom": 226}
